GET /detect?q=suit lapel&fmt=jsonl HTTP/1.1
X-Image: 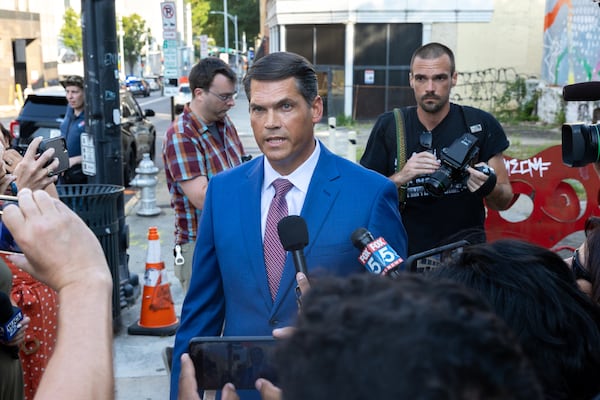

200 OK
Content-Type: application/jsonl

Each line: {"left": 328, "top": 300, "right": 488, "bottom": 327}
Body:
{"left": 272, "top": 144, "right": 342, "bottom": 311}
{"left": 239, "top": 156, "right": 274, "bottom": 310}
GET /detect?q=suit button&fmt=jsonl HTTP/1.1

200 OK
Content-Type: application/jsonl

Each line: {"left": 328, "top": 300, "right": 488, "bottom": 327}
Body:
{"left": 270, "top": 319, "right": 279, "bottom": 326}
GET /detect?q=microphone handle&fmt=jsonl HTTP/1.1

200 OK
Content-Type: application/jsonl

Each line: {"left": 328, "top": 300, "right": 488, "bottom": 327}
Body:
{"left": 291, "top": 250, "right": 308, "bottom": 276}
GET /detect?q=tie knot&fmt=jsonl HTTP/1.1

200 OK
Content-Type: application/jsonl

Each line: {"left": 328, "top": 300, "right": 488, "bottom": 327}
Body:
{"left": 272, "top": 178, "right": 293, "bottom": 197}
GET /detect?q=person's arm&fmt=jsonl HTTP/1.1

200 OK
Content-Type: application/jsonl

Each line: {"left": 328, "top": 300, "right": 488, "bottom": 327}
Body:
{"left": 467, "top": 153, "right": 514, "bottom": 211}
{"left": 2, "top": 188, "right": 113, "bottom": 400}
{"left": 179, "top": 175, "right": 209, "bottom": 210}
{"left": 69, "top": 155, "right": 82, "bottom": 168}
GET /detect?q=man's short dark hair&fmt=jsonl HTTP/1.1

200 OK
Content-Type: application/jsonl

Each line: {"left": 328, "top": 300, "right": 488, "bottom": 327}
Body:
{"left": 188, "top": 57, "right": 236, "bottom": 93}
{"left": 429, "top": 239, "right": 600, "bottom": 399}
{"left": 275, "top": 273, "right": 542, "bottom": 400}
{"left": 62, "top": 75, "right": 84, "bottom": 89}
{"left": 243, "top": 51, "right": 317, "bottom": 106}
{"left": 410, "top": 42, "right": 456, "bottom": 74}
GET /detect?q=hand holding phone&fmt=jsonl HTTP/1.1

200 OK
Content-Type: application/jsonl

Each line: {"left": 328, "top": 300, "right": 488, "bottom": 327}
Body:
{"left": 188, "top": 336, "right": 278, "bottom": 391}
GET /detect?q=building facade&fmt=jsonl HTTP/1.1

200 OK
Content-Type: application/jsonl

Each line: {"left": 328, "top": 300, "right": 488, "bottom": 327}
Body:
{"left": 263, "top": 0, "right": 545, "bottom": 120}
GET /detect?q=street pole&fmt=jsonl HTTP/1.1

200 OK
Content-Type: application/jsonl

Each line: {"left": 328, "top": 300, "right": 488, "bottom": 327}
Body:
{"left": 209, "top": 9, "right": 239, "bottom": 76}
{"left": 224, "top": 0, "right": 229, "bottom": 55}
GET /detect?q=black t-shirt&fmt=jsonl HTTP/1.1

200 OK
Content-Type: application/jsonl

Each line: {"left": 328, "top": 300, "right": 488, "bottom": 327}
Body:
{"left": 360, "top": 103, "right": 509, "bottom": 255}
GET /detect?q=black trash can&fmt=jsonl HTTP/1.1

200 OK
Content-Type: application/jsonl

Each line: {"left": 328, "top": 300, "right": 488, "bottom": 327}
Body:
{"left": 57, "top": 184, "right": 125, "bottom": 326}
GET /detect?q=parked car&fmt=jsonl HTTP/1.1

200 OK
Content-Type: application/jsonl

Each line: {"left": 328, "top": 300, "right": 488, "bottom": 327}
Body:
{"left": 174, "top": 83, "right": 192, "bottom": 114}
{"left": 125, "top": 77, "right": 150, "bottom": 97}
{"left": 9, "top": 86, "right": 156, "bottom": 185}
{"left": 144, "top": 76, "right": 162, "bottom": 92}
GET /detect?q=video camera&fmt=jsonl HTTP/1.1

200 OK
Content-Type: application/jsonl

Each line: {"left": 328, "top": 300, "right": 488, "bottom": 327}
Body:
{"left": 424, "top": 133, "right": 480, "bottom": 196}
{"left": 561, "top": 81, "right": 600, "bottom": 167}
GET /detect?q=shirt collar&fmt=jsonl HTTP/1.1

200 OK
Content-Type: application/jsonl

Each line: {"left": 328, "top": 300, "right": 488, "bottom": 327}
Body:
{"left": 263, "top": 139, "right": 320, "bottom": 194}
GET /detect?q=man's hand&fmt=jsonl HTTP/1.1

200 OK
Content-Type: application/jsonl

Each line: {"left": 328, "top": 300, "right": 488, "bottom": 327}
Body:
{"left": 390, "top": 151, "right": 440, "bottom": 188}
{"left": 2, "top": 188, "right": 110, "bottom": 292}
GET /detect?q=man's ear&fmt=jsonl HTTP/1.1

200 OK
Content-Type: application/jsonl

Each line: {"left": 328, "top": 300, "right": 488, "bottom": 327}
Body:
{"left": 451, "top": 71, "right": 458, "bottom": 88}
{"left": 311, "top": 96, "right": 323, "bottom": 124}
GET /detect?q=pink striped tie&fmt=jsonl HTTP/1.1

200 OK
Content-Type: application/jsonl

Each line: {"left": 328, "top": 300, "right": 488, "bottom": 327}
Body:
{"left": 264, "top": 178, "right": 294, "bottom": 300}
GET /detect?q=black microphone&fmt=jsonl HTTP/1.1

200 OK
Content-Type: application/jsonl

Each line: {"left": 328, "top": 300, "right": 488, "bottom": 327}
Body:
{"left": 0, "top": 291, "right": 23, "bottom": 359}
{"left": 562, "top": 82, "right": 600, "bottom": 101}
{"left": 277, "top": 215, "right": 309, "bottom": 277}
{"left": 351, "top": 227, "right": 403, "bottom": 278}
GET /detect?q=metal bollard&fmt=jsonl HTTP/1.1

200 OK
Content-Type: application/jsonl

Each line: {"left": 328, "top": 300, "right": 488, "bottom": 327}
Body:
{"left": 129, "top": 153, "right": 161, "bottom": 216}
{"left": 328, "top": 117, "right": 336, "bottom": 153}
{"left": 346, "top": 130, "right": 357, "bottom": 162}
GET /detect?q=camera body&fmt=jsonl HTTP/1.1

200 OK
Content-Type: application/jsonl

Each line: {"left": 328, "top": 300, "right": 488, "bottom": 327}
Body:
{"left": 424, "top": 133, "right": 480, "bottom": 196}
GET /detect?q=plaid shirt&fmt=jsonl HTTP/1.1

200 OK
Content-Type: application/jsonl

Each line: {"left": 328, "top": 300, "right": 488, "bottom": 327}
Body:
{"left": 162, "top": 104, "right": 245, "bottom": 244}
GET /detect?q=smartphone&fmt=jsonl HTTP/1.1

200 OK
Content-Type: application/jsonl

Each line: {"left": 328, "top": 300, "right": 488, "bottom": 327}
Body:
{"left": 188, "top": 336, "right": 278, "bottom": 390}
{"left": 404, "top": 240, "right": 469, "bottom": 273}
{"left": 39, "top": 137, "right": 70, "bottom": 175}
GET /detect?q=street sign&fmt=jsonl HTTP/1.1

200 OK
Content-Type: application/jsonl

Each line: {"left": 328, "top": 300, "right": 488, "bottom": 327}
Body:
{"left": 161, "top": 2, "right": 177, "bottom": 31}
{"left": 163, "top": 39, "right": 179, "bottom": 79}
{"left": 200, "top": 35, "right": 209, "bottom": 59}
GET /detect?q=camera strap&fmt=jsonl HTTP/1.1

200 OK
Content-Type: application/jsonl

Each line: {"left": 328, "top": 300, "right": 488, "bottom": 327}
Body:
{"left": 393, "top": 108, "right": 408, "bottom": 209}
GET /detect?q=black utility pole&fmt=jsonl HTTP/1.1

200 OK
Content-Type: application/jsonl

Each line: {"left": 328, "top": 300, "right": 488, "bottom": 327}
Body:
{"left": 81, "top": 0, "right": 131, "bottom": 327}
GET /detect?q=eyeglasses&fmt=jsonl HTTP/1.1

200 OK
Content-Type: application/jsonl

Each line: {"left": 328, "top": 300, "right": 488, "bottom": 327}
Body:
{"left": 208, "top": 90, "right": 236, "bottom": 102}
{"left": 420, "top": 131, "right": 432, "bottom": 149}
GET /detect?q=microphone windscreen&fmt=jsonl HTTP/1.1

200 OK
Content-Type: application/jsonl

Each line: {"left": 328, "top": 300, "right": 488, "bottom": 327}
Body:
{"left": 278, "top": 216, "right": 309, "bottom": 251}
{"left": 0, "top": 291, "right": 13, "bottom": 323}
{"left": 350, "top": 227, "right": 374, "bottom": 250}
{"left": 563, "top": 82, "right": 600, "bottom": 101}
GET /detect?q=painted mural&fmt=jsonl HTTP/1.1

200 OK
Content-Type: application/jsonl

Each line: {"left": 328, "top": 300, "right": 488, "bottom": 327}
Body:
{"left": 543, "top": 0, "right": 600, "bottom": 85}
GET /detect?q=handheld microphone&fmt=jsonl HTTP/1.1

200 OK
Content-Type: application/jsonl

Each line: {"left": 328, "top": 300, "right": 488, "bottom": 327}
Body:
{"left": 0, "top": 291, "right": 23, "bottom": 359}
{"left": 351, "top": 228, "right": 403, "bottom": 278}
{"left": 277, "top": 215, "right": 309, "bottom": 277}
{"left": 562, "top": 81, "right": 600, "bottom": 101}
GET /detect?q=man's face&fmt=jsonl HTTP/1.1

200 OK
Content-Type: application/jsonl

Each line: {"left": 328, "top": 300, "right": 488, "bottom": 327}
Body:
{"left": 65, "top": 85, "right": 84, "bottom": 112}
{"left": 409, "top": 54, "right": 457, "bottom": 114}
{"left": 249, "top": 77, "right": 322, "bottom": 176}
{"left": 194, "top": 73, "right": 236, "bottom": 123}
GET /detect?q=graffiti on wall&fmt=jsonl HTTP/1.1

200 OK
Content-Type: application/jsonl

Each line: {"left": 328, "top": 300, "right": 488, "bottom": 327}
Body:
{"left": 543, "top": 0, "right": 600, "bottom": 85}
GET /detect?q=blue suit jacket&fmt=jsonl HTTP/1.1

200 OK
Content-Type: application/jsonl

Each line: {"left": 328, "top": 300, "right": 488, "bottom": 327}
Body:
{"left": 170, "top": 143, "right": 407, "bottom": 399}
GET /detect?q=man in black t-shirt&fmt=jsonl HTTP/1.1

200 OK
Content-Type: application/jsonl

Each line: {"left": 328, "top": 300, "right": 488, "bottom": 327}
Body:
{"left": 361, "top": 42, "right": 513, "bottom": 255}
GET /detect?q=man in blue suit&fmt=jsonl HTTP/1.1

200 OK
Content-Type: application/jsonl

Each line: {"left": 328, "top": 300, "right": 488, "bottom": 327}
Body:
{"left": 170, "top": 51, "right": 408, "bottom": 399}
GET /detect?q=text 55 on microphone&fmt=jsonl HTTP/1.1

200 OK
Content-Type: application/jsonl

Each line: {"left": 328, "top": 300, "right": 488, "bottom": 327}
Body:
{"left": 351, "top": 228, "right": 403, "bottom": 278}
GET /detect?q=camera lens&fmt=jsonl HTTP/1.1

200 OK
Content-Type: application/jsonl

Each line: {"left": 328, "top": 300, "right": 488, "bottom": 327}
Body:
{"left": 425, "top": 166, "right": 453, "bottom": 197}
{"left": 562, "top": 123, "right": 600, "bottom": 167}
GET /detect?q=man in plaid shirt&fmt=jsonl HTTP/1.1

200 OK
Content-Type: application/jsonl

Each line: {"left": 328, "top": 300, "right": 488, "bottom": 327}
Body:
{"left": 163, "top": 57, "right": 246, "bottom": 293}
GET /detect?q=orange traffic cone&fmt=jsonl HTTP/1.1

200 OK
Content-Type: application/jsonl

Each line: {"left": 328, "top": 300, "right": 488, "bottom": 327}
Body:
{"left": 128, "top": 227, "right": 179, "bottom": 336}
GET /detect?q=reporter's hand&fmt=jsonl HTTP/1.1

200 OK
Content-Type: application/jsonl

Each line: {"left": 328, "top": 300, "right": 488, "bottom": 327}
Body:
{"left": 13, "top": 137, "right": 58, "bottom": 191}
{"left": 2, "top": 188, "right": 110, "bottom": 292}
{"left": 391, "top": 151, "right": 440, "bottom": 188}
{"left": 255, "top": 378, "right": 282, "bottom": 400}
{"left": 178, "top": 353, "right": 201, "bottom": 400}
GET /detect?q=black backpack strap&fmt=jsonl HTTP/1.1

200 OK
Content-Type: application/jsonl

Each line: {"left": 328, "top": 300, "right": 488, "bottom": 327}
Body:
{"left": 393, "top": 108, "right": 408, "bottom": 208}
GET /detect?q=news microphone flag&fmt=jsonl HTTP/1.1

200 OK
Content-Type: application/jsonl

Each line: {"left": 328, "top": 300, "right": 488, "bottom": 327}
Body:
{"left": 351, "top": 228, "right": 403, "bottom": 276}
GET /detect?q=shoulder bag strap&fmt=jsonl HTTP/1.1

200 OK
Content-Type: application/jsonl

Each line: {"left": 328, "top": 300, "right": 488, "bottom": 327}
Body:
{"left": 393, "top": 108, "right": 408, "bottom": 208}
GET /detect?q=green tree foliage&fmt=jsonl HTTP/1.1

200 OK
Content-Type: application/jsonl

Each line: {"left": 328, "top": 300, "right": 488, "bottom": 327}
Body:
{"left": 187, "top": 0, "right": 260, "bottom": 54}
{"left": 59, "top": 7, "right": 82, "bottom": 59}
{"left": 122, "top": 14, "right": 153, "bottom": 74}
